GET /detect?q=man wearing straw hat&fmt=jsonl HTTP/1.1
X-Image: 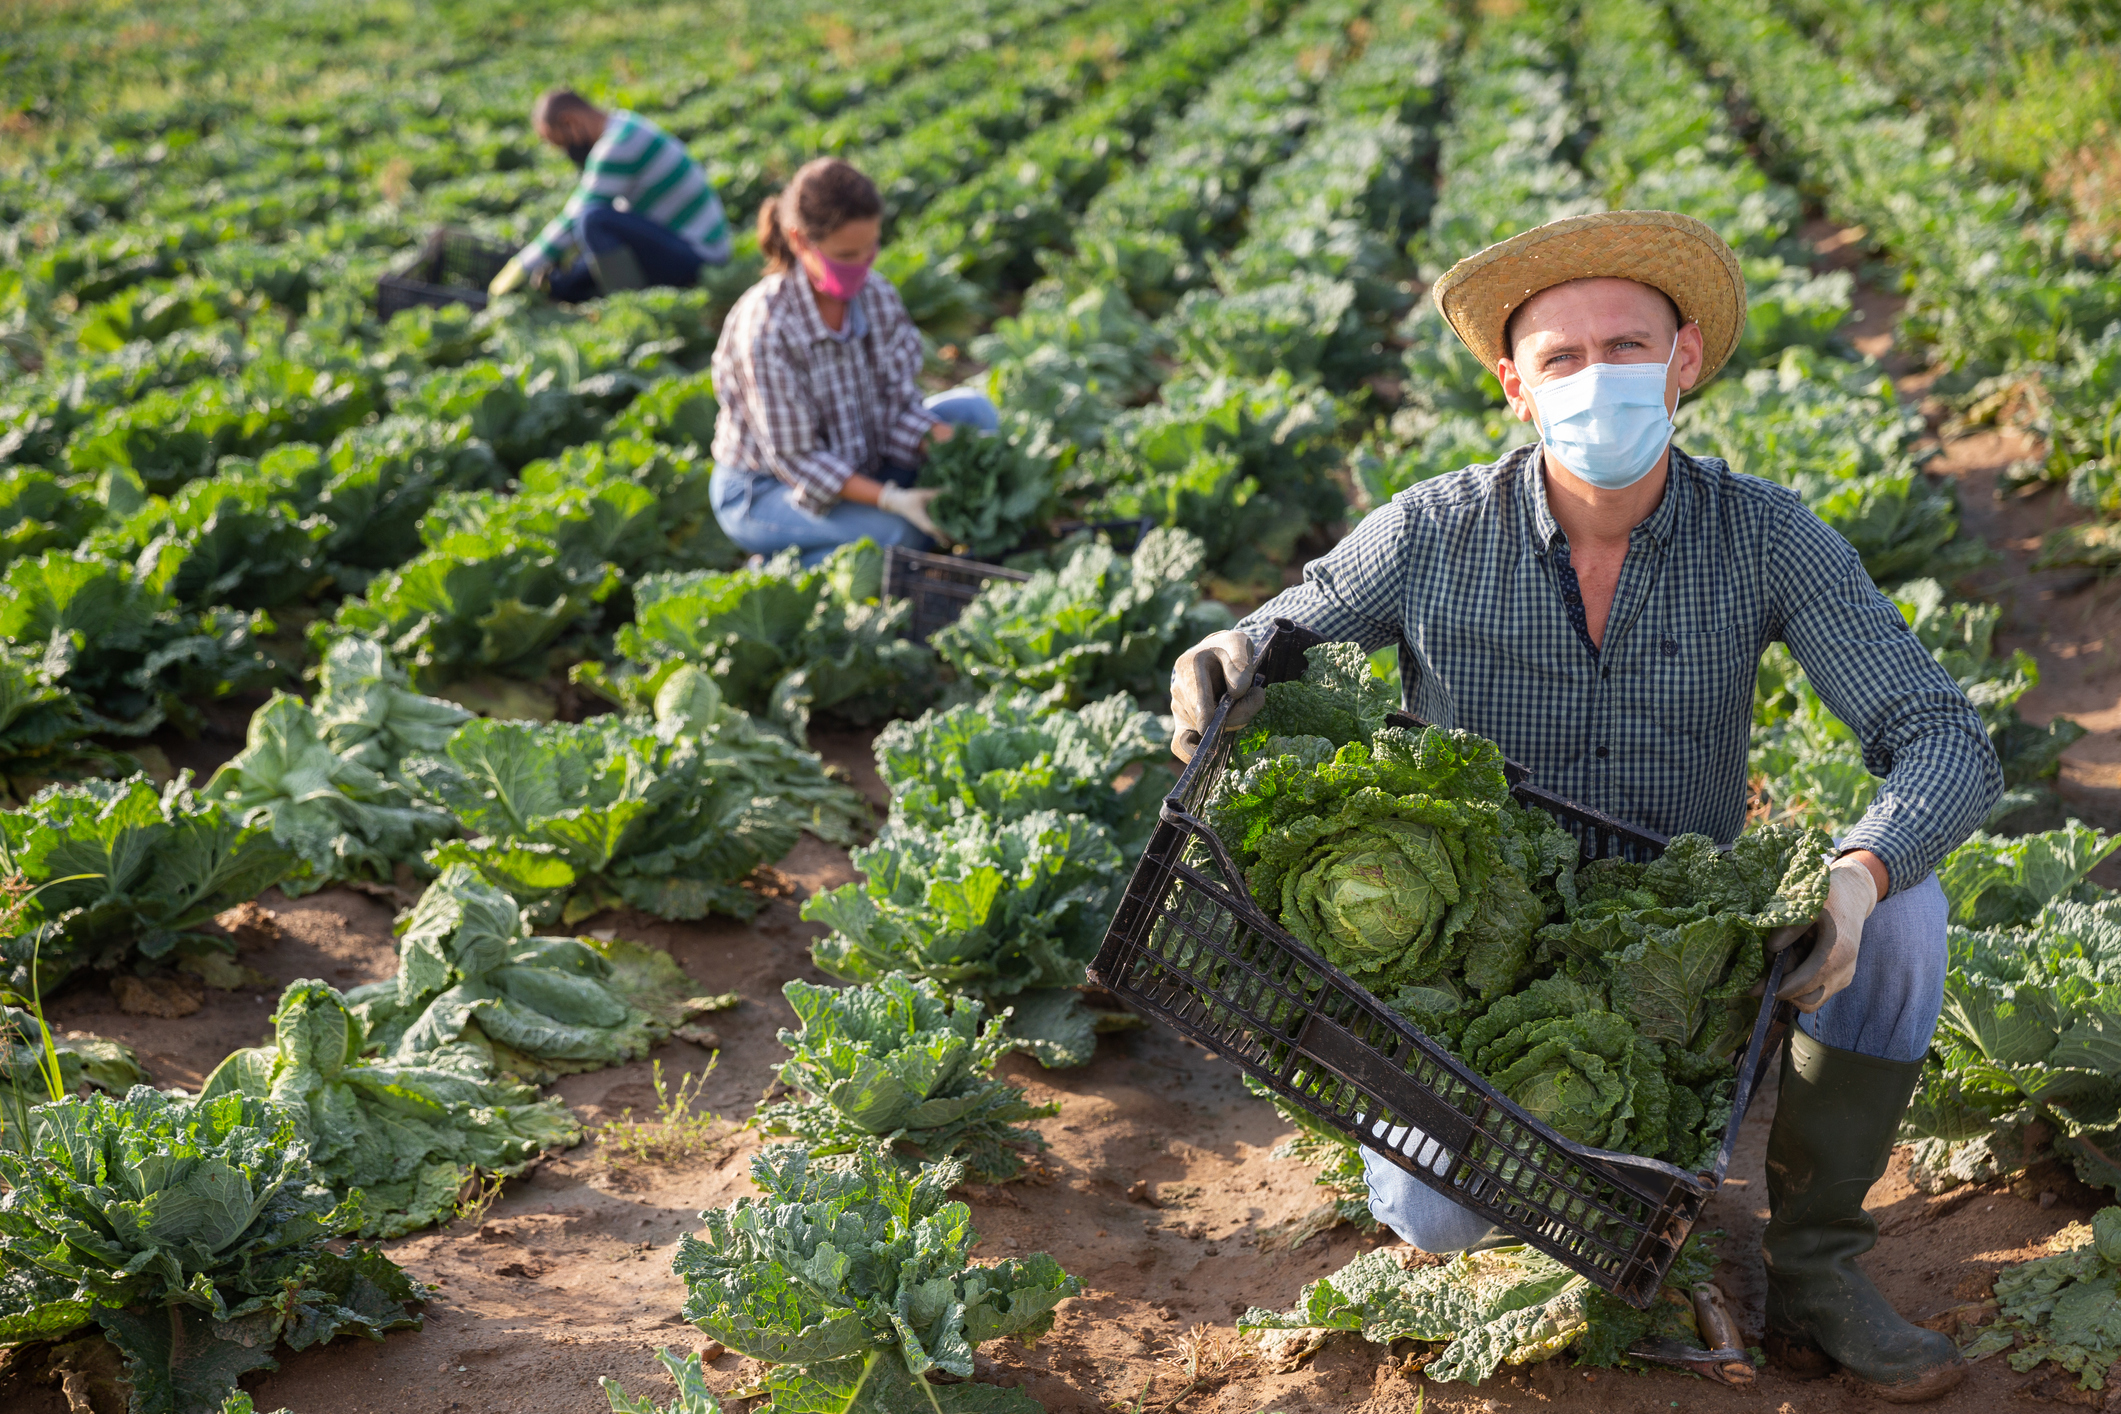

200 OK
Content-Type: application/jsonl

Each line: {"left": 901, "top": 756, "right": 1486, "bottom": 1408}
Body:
{"left": 1169, "top": 211, "right": 1998, "bottom": 1402}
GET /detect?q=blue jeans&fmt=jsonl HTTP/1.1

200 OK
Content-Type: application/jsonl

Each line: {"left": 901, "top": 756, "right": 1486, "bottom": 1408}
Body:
{"left": 1360, "top": 871, "right": 1949, "bottom": 1253}
{"left": 709, "top": 388, "right": 1000, "bottom": 567}
{"left": 549, "top": 206, "right": 719, "bottom": 302}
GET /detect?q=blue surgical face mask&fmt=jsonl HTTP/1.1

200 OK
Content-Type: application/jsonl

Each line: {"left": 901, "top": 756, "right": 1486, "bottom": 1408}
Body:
{"left": 1526, "top": 332, "right": 1681, "bottom": 491}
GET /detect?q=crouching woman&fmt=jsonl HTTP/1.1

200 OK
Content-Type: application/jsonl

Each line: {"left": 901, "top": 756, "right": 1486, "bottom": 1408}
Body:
{"left": 709, "top": 157, "right": 995, "bottom": 565}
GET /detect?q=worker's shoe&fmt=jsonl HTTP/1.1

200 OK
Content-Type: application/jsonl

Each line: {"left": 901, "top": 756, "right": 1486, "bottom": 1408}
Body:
{"left": 1762, "top": 1029, "right": 1965, "bottom": 1403}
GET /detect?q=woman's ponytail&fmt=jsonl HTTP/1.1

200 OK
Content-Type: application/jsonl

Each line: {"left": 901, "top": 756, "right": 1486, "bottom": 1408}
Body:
{"left": 757, "top": 158, "right": 882, "bottom": 275}
{"left": 757, "top": 196, "right": 794, "bottom": 273}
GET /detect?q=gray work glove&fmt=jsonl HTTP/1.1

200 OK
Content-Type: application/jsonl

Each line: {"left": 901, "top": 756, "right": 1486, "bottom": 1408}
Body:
{"left": 1766, "top": 856, "right": 1878, "bottom": 1013}
{"left": 1169, "top": 629, "right": 1265, "bottom": 763}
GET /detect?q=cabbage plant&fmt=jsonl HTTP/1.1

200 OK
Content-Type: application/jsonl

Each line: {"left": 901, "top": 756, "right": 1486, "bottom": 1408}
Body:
{"left": 673, "top": 1144, "right": 1078, "bottom": 1414}
{"left": 757, "top": 976, "right": 1057, "bottom": 1183}
{"left": 202, "top": 980, "right": 581, "bottom": 1236}
{"left": 348, "top": 864, "right": 734, "bottom": 1083}
{"left": 0, "top": 1087, "right": 423, "bottom": 1414}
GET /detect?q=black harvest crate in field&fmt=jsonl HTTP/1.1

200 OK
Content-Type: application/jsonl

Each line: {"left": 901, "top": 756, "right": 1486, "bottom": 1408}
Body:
{"left": 881, "top": 546, "right": 1029, "bottom": 642}
{"left": 376, "top": 228, "right": 515, "bottom": 319}
{"left": 1087, "top": 620, "right": 1790, "bottom": 1309}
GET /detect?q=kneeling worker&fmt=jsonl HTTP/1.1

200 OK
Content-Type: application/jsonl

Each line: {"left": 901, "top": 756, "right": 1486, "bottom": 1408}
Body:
{"left": 490, "top": 88, "right": 732, "bottom": 302}
{"left": 707, "top": 157, "right": 996, "bottom": 565}
{"left": 1168, "top": 211, "right": 1999, "bottom": 1402}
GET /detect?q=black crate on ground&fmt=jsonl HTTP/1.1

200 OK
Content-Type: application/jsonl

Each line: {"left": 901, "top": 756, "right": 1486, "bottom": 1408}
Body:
{"left": 1087, "top": 618, "right": 1789, "bottom": 1309}
{"left": 882, "top": 545, "right": 1030, "bottom": 642}
{"left": 376, "top": 229, "right": 516, "bottom": 320}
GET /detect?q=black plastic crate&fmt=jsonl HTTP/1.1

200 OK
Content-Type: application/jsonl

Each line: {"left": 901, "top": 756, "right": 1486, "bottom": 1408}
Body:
{"left": 376, "top": 229, "right": 516, "bottom": 320}
{"left": 882, "top": 545, "right": 1030, "bottom": 642}
{"left": 1087, "top": 619, "right": 1789, "bottom": 1309}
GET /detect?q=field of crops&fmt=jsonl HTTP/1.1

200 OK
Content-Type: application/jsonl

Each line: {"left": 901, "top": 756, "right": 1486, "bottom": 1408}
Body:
{"left": 3, "top": 0, "right": 2121, "bottom": 1411}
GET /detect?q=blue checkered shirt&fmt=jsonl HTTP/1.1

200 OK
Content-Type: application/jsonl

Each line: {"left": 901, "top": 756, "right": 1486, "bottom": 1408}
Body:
{"left": 1235, "top": 444, "right": 2001, "bottom": 895}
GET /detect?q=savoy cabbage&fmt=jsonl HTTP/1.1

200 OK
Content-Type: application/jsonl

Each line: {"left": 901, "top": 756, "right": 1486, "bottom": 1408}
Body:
{"left": 757, "top": 975, "right": 1057, "bottom": 1184}
{"left": 872, "top": 687, "right": 1174, "bottom": 857}
{"left": 201, "top": 980, "right": 582, "bottom": 1237}
{"left": 804, "top": 809, "right": 1129, "bottom": 1068}
{"left": 1219, "top": 646, "right": 1830, "bottom": 1172}
{"left": 1900, "top": 853, "right": 2121, "bottom": 1197}
{"left": 673, "top": 1144, "right": 1078, "bottom": 1414}
{"left": 916, "top": 415, "right": 1066, "bottom": 560}
{"left": 931, "top": 527, "right": 1234, "bottom": 704}
{"left": 0, "top": 1087, "right": 424, "bottom": 1414}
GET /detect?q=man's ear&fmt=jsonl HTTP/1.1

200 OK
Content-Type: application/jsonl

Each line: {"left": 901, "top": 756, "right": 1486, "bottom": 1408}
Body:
{"left": 1497, "top": 357, "right": 1536, "bottom": 425}
{"left": 1676, "top": 320, "right": 1707, "bottom": 393}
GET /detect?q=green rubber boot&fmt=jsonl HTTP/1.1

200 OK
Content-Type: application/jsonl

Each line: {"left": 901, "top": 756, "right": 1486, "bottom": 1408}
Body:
{"left": 1762, "top": 1029, "right": 1965, "bottom": 1402}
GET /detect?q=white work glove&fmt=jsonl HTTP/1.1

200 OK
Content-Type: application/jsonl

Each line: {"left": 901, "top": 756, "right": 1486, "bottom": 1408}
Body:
{"left": 1768, "top": 856, "right": 1879, "bottom": 1013}
{"left": 876, "top": 484, "right": 941, "bottom": 540}
{"left": 488, "top": 256, "right": 530, "bottom": 298}
{"left": 1170, "top": 629, "right": 1266, "bottom": 764}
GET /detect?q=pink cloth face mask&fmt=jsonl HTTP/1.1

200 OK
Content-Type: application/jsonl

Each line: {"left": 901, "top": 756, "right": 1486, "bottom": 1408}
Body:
{"left": 806, "top": 249, "right": 872, "bottom": 301}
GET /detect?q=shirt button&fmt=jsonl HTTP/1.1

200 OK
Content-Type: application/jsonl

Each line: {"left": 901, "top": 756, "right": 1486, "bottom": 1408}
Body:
{"left": 1660, "top": 637, "right": 1680, "bottom": 657}
{"left": 1595, "top": 746, "right": 1609, "bottom": 759}
{"left": 1601, "top": 667, "right": 1611, "bottom": 680}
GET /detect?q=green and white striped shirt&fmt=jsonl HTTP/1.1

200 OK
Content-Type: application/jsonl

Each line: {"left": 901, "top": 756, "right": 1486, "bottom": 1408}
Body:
{"left": 516, "top": 110, "right": 731, "bottom": 272}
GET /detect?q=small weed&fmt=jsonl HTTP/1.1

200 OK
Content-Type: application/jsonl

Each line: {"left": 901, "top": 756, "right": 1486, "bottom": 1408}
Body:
{"left": 596, "top": 1056, "right": 725, "bottom": 1169}
{"left": 455, "top": 1170, "right": 505, "bottom": 1226}
{"left": 1159, "top": 1323, "right": 1257, "bottom": 1383}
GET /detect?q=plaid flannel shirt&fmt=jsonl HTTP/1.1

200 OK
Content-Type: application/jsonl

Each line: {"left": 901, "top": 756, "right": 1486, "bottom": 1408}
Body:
{"left": 1235, "top": 444, "right": 2002, "bottom": 895}
{"left": 710, "top": 270, "right": 937, "bottom": 512}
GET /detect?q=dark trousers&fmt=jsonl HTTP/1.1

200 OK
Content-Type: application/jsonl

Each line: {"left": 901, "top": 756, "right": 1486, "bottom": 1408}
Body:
{"left": 549, "top": 205, "right": 705, "bottom": 302}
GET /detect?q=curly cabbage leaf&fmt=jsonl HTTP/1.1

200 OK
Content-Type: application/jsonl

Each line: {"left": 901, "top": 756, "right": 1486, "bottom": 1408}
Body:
{"left": 1234, "top": 640, "right": 1400, "bottom": 764}
{"left": 200, "top": 980, "right": 581, "bottom": 1236}
{"left": 1240, "top": 1236, "right": 1718, "bottom": 1383}
{"left": 673, "top": 1144, "right": 1075, "bottom": 1414}
{"left": 0, "top": 641, "right": 133, "bottom": 802}
{"left": 0, "top": 1087, "right": 422, "bottom": 1414}
{"left": 932, "top": 527, "right": 1234, "bottom": 704}
{"left": 1961, "top": 1207, "right": 2121, "bottom": 1389}
{"left": 1903, "top": 892, "right": 2121, "bottom": 1196}
{"left": 1937, "top": 823, "right": 2121, "bottom": 929}
{"left": 804, "top": 810, "right": 1127, "bottom": 1069}
{"left": 0, "top": 550, "right": 275, "bottom": 737}
{"left": 873, "top": 687, "right": 1173, "bottom": 856}
{"left": 917, "top": 416, "right": 1065, "bottom": 560}
{"left": 756, "top": 975, "right": 1057, "bottom": 1183}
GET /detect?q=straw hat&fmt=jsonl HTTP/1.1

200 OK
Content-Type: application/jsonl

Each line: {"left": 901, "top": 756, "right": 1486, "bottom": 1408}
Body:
{"left": 1430, "top": 210, "right": 1747, "bottom": 383}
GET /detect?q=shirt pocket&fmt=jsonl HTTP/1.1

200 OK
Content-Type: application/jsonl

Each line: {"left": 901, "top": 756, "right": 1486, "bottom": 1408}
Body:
{"left": 1636, "top": 623, "right": 1756, "bottom": 746}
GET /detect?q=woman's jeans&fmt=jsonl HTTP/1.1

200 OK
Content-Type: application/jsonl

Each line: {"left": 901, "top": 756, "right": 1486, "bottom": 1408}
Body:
{"left": 549, "top": 205, "right": 724, "bottom": 302}
{"left": 1359, "top": 871, "right": 1950, "bottom": 1253}
{"left": 709, "top": 388, "right": 999, "bottom": 566}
